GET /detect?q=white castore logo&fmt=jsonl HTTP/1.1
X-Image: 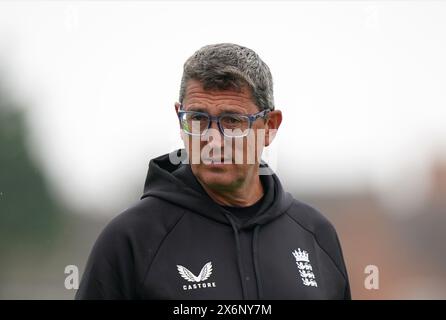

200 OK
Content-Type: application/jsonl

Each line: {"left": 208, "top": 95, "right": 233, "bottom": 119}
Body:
{"left": 177, "top": 261, "right": 217, "bottom": 291}
{"left": 292, "top": 248, "right": 318, "bottom": 287}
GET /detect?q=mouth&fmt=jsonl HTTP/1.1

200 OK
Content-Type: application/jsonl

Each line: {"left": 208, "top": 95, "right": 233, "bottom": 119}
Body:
{"left": 202, "top": 158, "right": 232, "bottom": 164}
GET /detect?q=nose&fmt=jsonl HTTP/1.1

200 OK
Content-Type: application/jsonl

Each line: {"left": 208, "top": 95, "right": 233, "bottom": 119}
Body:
{"left": 208, "top": 118, "right": 220, "bottom": 132}
{"left": 203, "top": 118, "right": 224, "bottom": 150}
{"left": 206, "top": 122, "right": 223, "bottom": 141}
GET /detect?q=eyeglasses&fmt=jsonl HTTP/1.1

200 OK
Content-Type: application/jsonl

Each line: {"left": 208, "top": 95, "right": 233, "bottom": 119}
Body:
{"left": 178, "top": 104, "right": 269, "bottom": 138}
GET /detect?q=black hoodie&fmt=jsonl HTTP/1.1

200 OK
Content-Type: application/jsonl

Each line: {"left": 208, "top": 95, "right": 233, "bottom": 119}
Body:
{"left": 75, "top": 149, "right": 351, "bottom": 300}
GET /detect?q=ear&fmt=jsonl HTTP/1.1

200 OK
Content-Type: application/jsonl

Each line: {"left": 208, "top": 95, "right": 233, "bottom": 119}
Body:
{"left": 175, "top": 102, "right": 184, "bottom": 141}
{"left": 175, "top": 102, "right": 181, "bottom": 114}
{"left": 264, "top": 110, "right": 282, "bottom": 146}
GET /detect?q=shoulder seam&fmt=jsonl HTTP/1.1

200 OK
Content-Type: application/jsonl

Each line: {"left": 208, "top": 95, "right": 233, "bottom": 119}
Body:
{"left": 137, "top": 209, "right": 188, "bottom": 297}
{"left": 285, "top": 206, "right": 348, "bottom": 283}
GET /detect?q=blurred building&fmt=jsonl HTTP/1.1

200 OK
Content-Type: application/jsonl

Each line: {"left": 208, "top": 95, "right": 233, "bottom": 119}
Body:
{"left": 301, "top": 156, "right": 446, "bottom": 299}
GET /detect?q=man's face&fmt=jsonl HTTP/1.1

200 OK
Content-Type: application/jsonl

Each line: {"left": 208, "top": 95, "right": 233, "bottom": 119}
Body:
{"left": 175, "top": 79, "right": 280, "bottom": 192}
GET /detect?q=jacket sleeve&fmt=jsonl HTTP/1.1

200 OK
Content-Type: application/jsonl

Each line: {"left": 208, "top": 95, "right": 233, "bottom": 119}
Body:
{"left": 335, "top": 232, "right": 352, "bottom": 300}
{"left": 320, "top": 220, "right": 351, "bottom": 300}
{"left": 289, "top": 201, "right": 352, "bottom": 300}
{"left": 75, "top": 216, "right": 137, "bottom": 300}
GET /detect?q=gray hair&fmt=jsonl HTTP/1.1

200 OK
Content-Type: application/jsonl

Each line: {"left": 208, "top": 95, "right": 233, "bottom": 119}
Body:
{"left": 179, "top": 43, "right": 275, "bottom": 111}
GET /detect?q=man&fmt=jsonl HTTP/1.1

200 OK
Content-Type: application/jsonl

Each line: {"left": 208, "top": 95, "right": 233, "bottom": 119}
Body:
{"left": 76, "top": 43, "right": 351, "bottom": 300}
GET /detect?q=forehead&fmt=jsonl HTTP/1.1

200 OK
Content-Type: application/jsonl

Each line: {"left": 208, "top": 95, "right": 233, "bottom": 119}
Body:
{"left": 183, "top": 79, "right": 258, "bottom": 113}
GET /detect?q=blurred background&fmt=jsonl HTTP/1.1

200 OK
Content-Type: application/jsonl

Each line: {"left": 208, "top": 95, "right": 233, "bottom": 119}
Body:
{"left": 0, "top": 1, "right": 445, "bottom": 299}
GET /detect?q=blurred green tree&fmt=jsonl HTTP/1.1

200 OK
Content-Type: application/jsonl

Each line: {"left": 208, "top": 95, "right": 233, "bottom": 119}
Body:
{"left": 0, "top": 79, "right": 61, "bottom": 260}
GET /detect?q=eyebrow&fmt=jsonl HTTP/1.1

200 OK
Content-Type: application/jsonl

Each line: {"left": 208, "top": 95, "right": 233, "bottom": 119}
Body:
{"left": 185, "top": 105, "right": 244, "bottom": 114}
{"left": 186, "top": 106, "right": 207, "bottom": 113}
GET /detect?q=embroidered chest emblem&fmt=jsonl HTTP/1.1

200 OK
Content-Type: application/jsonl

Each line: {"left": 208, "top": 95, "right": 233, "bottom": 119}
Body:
{"left": 176, "top": 261, "right": 217, "bottom": 290}
{"left": 292, "top": 248, "right": 318, "bottom": 287}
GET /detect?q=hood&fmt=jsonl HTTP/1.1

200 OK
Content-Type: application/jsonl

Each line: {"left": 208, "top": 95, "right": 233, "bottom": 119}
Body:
{"left": 140, "top": 149, "right": 294, "bottom": 229}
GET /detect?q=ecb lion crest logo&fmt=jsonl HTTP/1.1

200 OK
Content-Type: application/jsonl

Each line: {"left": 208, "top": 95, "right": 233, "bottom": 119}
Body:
{"left": 292, "top": 248, "right": 318, "bottom": 287}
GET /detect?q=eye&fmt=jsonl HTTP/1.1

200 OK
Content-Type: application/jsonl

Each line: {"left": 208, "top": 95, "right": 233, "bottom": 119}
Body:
{"left": 223, "top": 115, "right": 242, "bottom": 123}
{"left": 190, "top": 113, "right": 207, "bottom": 121}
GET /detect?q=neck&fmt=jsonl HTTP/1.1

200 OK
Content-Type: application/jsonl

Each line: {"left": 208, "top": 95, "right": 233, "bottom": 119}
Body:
{"left": 198, "top": 170, "right": 264, "bottom": 207}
